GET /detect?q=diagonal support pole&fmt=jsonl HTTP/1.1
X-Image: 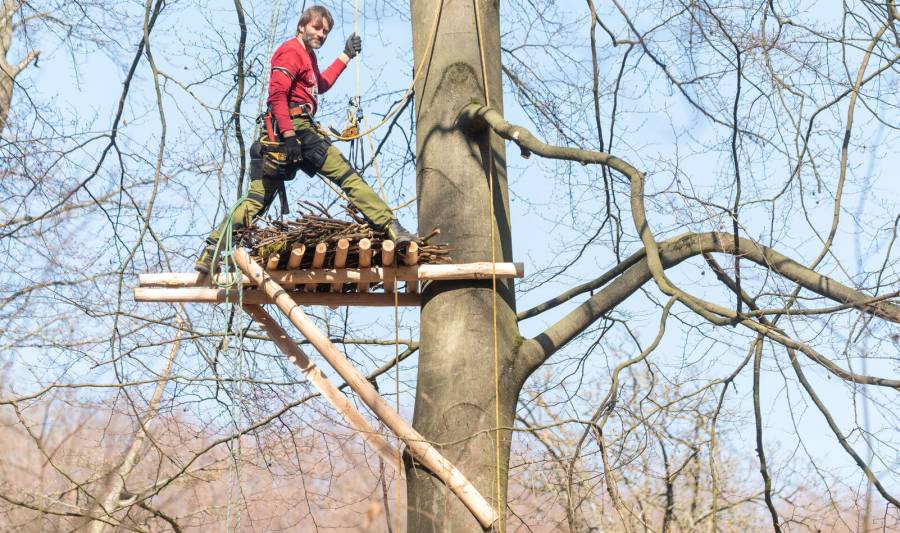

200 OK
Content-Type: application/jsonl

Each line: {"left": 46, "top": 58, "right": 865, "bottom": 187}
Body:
{"left": 234, "top": 248, "right": 499, "bottom": 530}
{"left": 242, "top": 304, "right": 400, "bottom": 467}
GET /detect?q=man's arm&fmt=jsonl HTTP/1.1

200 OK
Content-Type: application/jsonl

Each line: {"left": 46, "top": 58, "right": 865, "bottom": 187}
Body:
{"left": 318, "top": 34, "right": 361, "bottom": 94}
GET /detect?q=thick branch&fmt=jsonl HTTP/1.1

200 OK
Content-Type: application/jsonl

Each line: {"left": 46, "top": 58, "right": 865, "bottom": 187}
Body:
{"left": 460, "top": 104, "right": 899, "bottom": 388}
{"left": 517, "top": 232, "right": 900, "bottom": 385}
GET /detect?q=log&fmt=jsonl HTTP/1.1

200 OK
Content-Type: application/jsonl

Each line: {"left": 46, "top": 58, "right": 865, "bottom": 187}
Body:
{"left": 133, "top": 287, "right": 420, "bottom": 306}
{"left": 233, "top": 248, "right": 499, "bottom": 529}
{"left": 403, "top": 242, "right": 419, "bottom": 294}
{"left": 287, "top": 244, "right": 306, "bottom": 270}
{"left": 139, "top": 262, "right": 524, "bottom": 288}
{"left": 382, "top": 240, "right": 395, "bottom": 293}
{"left": 357, "top": 238, "right": 372, "bottom": 292}
{"left": 243, "top": 304, "right": 400, "bottom": 468}
{"left": 306, "top": 242, "right": 328, "bottom": 292}
{"left": 266, "top": 254, "right": 280, "bottom": 271}
{"left": 381, "top": 240, "right": 395, "bottom": 267}
{"left": 402, "top": 242, "right": 419, "bottom": 266}
{"left": 331, "top": 239, "right": 350, "bottom": 292}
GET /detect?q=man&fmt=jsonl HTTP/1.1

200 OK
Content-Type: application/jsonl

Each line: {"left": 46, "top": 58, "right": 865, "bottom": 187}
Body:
{"left": 195, "top": 5, "right": 418, "bottom": 274}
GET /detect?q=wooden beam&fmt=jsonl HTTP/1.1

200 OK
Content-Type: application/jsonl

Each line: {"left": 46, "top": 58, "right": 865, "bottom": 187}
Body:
{"left": 357, "top": 238, "right": 372, "bottom": 293}
{"left": 402, "top": 242, "right": 419, "bottom": 266}
{"left": 331, "top": 239, "right": 349, "bottom": 292}
{"left": 382, "top": 240, "right": 395, "bottom": 293}
{"left": 243, "top": 304, "right": 400, "bottom": 468}
{"left": 232, "top": 248, "right": 499, "bottom": 529}
{"left": 287, "top": 244, "right": 306, "bottom": 270}
{"left": 306, "top": 242, "right": 328, "bottom": 292}
{"left": 404, "top": 242, "right": 419, "bottom": 294}
{"left": 139, "top": 262, "right": 525, "bottom": 287}
{"left": 133, "top": 287, "right": 421, "bottom": 306}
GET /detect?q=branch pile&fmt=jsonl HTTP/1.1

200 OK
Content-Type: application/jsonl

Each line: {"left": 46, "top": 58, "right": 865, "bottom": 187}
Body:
{"left": 239, "top": 202, "right": 450, "bottom": 269}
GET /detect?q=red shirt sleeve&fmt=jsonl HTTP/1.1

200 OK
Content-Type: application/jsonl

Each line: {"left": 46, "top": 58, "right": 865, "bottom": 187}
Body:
{"left": 268, "top": 40, "right": 305, "bottom": 135}
{"left": 317, "top": 58, "right": 348, "bottom": 94}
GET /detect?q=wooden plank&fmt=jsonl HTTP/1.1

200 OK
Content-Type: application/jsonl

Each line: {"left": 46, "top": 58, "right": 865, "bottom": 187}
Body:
{"left": 232, "top": 248, "right": 498, "bottom": 529}
{"left": 243, "top": 304, "right": 400, "bottom": 468}
{"left": 138, "top": 262, "right": 525, "bottom": 287}
{"left": 134, "top": 287, "right": 420, "bottom": 306}
{"left": 357, "top": 238, "right": 372, "bottom": 292}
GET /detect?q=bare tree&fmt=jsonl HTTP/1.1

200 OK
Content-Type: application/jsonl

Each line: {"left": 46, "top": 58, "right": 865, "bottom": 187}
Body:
{"left": 0, "top": 0, "right": 897, "bottom": 532}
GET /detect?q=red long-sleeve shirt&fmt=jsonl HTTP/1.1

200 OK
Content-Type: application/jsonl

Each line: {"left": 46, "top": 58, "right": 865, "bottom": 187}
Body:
{"left": 267, "top": 37, "right": 347, "bottom": 134}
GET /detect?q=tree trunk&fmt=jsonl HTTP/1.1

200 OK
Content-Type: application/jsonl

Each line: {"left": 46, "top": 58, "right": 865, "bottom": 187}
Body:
{"left": 0, "top": 0, "right": 38, "bottom": 133}
{"left": 408, "top": 1, "right": 522, "bottom": 531}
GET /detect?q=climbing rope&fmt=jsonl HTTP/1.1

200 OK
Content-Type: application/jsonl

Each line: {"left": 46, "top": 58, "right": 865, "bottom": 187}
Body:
{"left": 221, "top": 0, "right": 284, "bottom": 526}
{"left": 314, "top": 0, "right": 445, "bottom": 215}
{"left": 324, "top": 0, "right": 446, "bottom": 142}
{"left": 393, "top": 272, "right": 402, "bottom": 533}
{"left": 210, "top": 193, "right": 251, "bottom": 531}
{"left": 471, "top": 0, "right": 503, "bottom": 529}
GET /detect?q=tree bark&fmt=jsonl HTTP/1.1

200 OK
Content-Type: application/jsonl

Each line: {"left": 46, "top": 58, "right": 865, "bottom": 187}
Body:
{"left": 408, "top": 0, "right": 521, "bottom": 531}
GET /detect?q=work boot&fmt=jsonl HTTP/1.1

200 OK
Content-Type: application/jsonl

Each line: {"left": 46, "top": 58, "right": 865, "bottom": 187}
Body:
{"left": 193, "top": 239, "right": 218, "bottom": 275}
{"left": 385, "top": 220, "right": 422, "bottom": 246}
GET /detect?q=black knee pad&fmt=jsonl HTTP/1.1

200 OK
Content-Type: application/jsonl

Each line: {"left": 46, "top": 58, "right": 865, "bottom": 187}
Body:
{"left": 249, "top": 140, "right": 265, "bottom": 179}
{"left": 297, "top": 128, "right": 331, "bottom": 176}
{"left": 334, "top": 168, "right": 356, "bottom": 187}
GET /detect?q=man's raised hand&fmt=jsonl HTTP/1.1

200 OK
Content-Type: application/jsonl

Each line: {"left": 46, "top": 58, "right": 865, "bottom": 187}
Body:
{"left": 344, "top": 33, "right": 362, "bottom": 59}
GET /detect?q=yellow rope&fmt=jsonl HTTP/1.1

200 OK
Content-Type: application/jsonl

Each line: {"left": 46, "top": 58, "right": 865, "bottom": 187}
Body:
{"left": 363, "top": 114, "right": 388, "bottom": 201}
{"left": 472, "top": 0, "right": 502, "bottom": 529}
{"left": 325, "top": 0, "right": 446, "bottom": 141}
{"left": 354, "top": 0, "right": 361, "bottom": 102}
{"left": 393, "top": 272, "right": 402, "bottom": 533}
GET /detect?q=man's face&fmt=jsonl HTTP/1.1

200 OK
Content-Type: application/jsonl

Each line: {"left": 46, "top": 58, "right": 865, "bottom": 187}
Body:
{"left": 299, "top": 17, "right": 331, "bottom": 50}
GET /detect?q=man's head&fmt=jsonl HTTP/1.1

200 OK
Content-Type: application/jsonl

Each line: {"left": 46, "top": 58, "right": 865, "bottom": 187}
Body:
{"left": 296, "top": 6, "right": 333, "bottom": 50}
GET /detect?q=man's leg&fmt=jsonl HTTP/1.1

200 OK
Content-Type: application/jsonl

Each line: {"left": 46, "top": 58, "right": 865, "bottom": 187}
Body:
{"left": 317, "top": 145, "right": 395, "bottom": 227}
{"left": 194, "top": 177, "right": 280, "bottom": 274}
{"left": 293, "top": 120, "right": 419, "bottom": 243}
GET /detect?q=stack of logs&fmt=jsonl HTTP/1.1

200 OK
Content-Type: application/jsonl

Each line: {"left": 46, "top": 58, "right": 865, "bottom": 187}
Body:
{"left": 242, "top": 208, "right": 450, "bottom": 294}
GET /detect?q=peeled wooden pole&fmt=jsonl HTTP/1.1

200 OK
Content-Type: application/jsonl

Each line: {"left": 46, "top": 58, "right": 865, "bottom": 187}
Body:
{"left": 287, "top": 244, "right": 306, "bottom": 269}
{"left": 382, "top": 240, "right": 396, "bottom": 293}
{"left": 242, "top": 304, "right": 400, "bottom": 467}
{"left": 138, "top": 262, "right": 525, "bottom": 287}
{"left": 306, "top": 242, "right": 328, "bottom": 292}
{"left": 233, "top": 248, "right": 499, "bottom": 529}
{"left": 133, "top": 287, "right": 421, "bottom": 306}
{"left": 357, "top": 238, "right": 372, "bottom": 292}
{"left": 331, "top": 239, "right": 350, "bottom": 292}
{"left": 404, "top": 242, "right": 419, "bottom": 294}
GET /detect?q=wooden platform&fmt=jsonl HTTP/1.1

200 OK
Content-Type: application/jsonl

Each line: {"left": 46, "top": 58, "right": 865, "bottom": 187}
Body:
{"left": 136, "top": 240, "right": 523, "bottom": 307}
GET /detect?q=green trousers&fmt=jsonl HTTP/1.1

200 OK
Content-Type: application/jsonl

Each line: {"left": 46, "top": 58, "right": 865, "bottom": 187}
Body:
{"left": 206, "top": 117, "right": 394, "bottom": 245}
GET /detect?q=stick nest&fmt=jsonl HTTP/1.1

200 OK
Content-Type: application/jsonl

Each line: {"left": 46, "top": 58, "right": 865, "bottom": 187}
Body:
{"left": 239, "top": 202, "right": 450, "bottom": 269}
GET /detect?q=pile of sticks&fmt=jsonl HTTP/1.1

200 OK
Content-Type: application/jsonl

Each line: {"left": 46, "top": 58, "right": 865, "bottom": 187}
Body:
{"left": 240, "top": 203, "right": 450, "bottom": 271}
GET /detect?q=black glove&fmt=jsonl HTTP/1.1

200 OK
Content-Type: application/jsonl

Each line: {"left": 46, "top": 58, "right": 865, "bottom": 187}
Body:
{"left": 344, "top": 33, "right": 362, "bottom": 59}
{"left": 284, "top": 135, "right": 303, "bottom": 164}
